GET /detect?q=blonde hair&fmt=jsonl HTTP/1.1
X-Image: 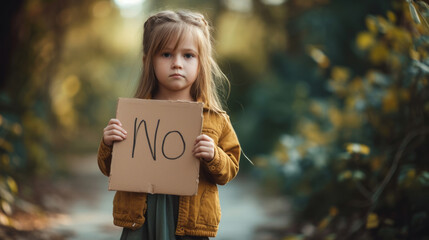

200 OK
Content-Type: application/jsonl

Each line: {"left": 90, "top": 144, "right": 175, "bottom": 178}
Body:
{"left": 134, "top": 10, "right": 229, "bottom": 112}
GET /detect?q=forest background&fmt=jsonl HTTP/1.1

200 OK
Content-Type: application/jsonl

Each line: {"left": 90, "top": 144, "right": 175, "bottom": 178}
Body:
{"left": 1, "top": 0, "right": 428, "bottom": 239}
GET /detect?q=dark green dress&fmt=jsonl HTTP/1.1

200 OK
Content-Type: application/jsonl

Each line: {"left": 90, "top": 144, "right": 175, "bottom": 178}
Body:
{"left": 120, "top": 194, "right": 210, "bottom": 240}
{"left": 120, "top": 194, "right": 179, "bottom": 240}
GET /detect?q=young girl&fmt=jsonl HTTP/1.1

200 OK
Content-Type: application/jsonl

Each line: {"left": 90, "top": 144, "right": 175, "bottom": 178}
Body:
{"left": 97, "top": 10, "right": 240, "bottom": 240}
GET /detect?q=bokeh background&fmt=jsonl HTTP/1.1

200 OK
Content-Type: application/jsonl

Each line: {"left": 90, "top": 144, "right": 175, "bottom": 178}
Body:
{"left": 1, "top": 0, "right": 429, "bottom": 239}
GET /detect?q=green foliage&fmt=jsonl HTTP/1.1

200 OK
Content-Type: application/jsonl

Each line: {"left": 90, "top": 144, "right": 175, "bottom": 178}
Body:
{"left": 0, "top": 0, "right": 131, "bottom": 229}
{"left": 249, "top": 0, "right": 429, "bottom": 239}
{"left": 0, "top": 110, "right": 21, "bottom": 226}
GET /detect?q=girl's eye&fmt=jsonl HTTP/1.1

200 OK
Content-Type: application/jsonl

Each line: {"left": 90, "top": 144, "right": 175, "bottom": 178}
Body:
{"left": 184, "top": 53, "right": 195, "bottom": 59}
{"left": 162, "top": 53, "right": 171, "bottom": 58}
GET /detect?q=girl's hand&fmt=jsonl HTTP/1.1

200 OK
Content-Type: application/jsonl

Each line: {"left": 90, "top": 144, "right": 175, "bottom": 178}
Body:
{"left": 103, "top": 118, "right": 127, "bottom": 146}
{"left": 193, "top": 134, "right": 215, "bottom": 162}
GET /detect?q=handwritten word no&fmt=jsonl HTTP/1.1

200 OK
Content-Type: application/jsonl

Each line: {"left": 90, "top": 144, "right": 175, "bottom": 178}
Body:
{"left": 132, "top": 118, "right": 185, "bottom": 161}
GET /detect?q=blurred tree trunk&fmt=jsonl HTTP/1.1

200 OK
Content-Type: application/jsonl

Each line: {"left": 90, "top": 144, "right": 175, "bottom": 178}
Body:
{"left": 0, "top": 1, "right": 25, "bottom": 89}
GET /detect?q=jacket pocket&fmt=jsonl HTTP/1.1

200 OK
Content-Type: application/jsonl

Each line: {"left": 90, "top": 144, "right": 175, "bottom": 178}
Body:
{"left": 113, "top": 191, "right": 146, "bottom": 215}
{"left": 197, "top": 185, "right": 221, "bottom": 227}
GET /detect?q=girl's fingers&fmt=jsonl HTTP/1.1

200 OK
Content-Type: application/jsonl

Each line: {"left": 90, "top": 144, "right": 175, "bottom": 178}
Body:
{"left": 193, "top": 146, "right": 213, "bottom": 154}
{"left": 104, "top": 123, "right": 127, "bottom": 135}
{"left": 103, "top": 119, "right": 126, "bottom": 146}
{"left": 193, "top": 141, "right": 214, "bottom": 154}
{"left": 108, "top": 126, "right": 127, "bottom": 136}
{"left": 106, "top": 129, "right": 127, "bottom": 139}
{"left": 195, "top": 134, "right": 213, "bottom": 144}
{"left": 108, "top": 118, "right": 122, "bottom": 126}
{"left": 193, "top": 134, "right": 215, "bottom": 161}
{"left": 194, "top": 152, "right": 211, "bottom": 159}
{"left": 194, "top": 140, "right": 214, "bottom": 149}
{"left": 194, "top": 151, "right": 214, "bottom": 161}
{"left": 105, "top": 135, "right": 124, "bottom": 142}
{"left": 103, "top": 135, "right": 124, "bottom": 146}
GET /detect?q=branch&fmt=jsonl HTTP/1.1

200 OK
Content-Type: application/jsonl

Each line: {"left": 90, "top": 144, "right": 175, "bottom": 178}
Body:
{"left": 371, "top": 127, "right": 429, "bottom": 204}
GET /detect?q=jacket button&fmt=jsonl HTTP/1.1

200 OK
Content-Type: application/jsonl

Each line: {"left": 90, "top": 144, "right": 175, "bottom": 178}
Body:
{"left": 210, "top": 166, "right": 215, "bottom": 170}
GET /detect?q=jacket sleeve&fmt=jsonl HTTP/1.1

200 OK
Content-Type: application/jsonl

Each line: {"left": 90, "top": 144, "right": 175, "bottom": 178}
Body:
{"left": 97, "top": 138, "right": 113, "bottom": 176}
{"left": 203, "top": 115, "right": 240, "bottom": 185}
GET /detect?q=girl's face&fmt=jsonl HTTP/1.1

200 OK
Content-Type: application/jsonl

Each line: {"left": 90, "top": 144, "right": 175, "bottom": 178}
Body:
{"left": 153, "top": 33, "right": 199, "bottom": 100}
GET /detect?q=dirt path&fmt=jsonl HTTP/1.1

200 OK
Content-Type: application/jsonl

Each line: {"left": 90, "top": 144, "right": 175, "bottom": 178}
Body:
{"left": 48, "top": 154, "right": 289, "bottom": 240}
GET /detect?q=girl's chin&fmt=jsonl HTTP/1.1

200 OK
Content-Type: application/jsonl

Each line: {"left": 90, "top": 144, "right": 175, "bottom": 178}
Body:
{"left": 162, "top": 85, "right": 191, "bottom": 92}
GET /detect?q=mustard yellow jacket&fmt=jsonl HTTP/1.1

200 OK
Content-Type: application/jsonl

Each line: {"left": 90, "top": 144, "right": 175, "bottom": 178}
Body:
{"left": 97, "top": 106, "right": 240, "bottom": 237}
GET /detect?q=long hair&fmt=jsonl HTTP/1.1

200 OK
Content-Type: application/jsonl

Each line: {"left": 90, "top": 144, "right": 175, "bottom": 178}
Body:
{"left": 134, "top": 10, "right": 229, "bottom": 112}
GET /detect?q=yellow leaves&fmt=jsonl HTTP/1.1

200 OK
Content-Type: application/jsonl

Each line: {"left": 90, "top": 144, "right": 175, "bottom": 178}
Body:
{"left": 328, "top": 107, "right": 342, "bottom": 128}
{"left": 317, "top": 99, "right": 365, "bottom": 131}
{"left": 314, "top": 207, "right": 339, "bottom": 234}
{"left": 346, "top": 143, "right": 370, "bottom": 155}
{"left": 308, "top": 46, "right": 330, "bottom": 68}
{"left": 50, "top": 74, "right": 81, "bottom": 129}
{"left": 1, "top": 200, "right": 12, "bottom": 215}
{"left": 329, "top": 206, "right": 338, "bottom": 217}
{"left": 1, "top": 154, "right": 10, "bottom": 167}
{"left": 398, "top": 166, "right": 419, "bottom": 187}
{"left": 338, "top": 170, "right": 352, "bottom": 180}
{"left": 387, "top": 11, "right": 396, "bottom": 23}
{"left": 331, "top": 66, "right": 350, "bottom": 82}
{"left": 410, "top": 48, "right": 420, "bottom": 60}
{"left": 0, "top": 212, "right": 11, "bottom": 226}
{"left": 309, "top": 101, "right": 325, "bottom": 117}
{"left": 328, "top": 66, "right": 351, "bottom": 97}
{"left": 407, "top": 168, "right": 416, "bottom": 179}
{"left": 62, "top": 75, "right": 81, "bottom": 98}
{"left": 360, "top": 14, "right": 413, "bottom": 68}
{"left": 274, "top": 144, "right": 289, "bottom": 163}
{"left": 366, "top": 17, "right": 378, "bottom": 34}
{"left": 366, "top": 213, "right": 379, "bottom": 229}
{"left": 11, "top": 123, "right": 22, "bottom": 136}
{"left": 376, "top": 16, "right": 392, "bottom": 33}
{"left": 382, "top": 88, "right": 399, "bottom": 113}
{"left": 0, "top": 138, "right": 14, "bottom": 153}
{"left": 369, "top": 43, "right": 390, "bottom": 65}
{"left": 357, "top": 32, "right": 376, "bottom": 50}
{"left": 299, "top": 121, "right": 330, "bottom": 145}
{"left": 6, "top": 177, "right": 18, "bottom": 194}
{"left": 386, "top": 28, "right": 412, "bottom": 52}
{"left": 0, "top": 116, "right": 22, "bottom": 137}
{"left": 349, "top": 77, "right": 364, "bottom": 93}
{"left": 318, "top": 216, "right": 331, "bottom": 229}
{"left": 343, "top": 111, "right": 362, "bottom": 128}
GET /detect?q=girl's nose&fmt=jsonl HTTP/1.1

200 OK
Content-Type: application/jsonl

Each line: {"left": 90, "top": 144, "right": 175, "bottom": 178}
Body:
{"left": 172, "top": 56, "right": 183, "bottom": 69}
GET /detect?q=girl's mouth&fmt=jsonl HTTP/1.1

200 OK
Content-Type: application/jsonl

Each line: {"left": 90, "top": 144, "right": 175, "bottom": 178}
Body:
{"left": 170, "top": 73, "right": 184, "bottom": 78}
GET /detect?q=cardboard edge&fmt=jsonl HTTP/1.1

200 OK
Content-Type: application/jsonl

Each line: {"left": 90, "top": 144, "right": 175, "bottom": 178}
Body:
{"left": 116, "top": 97, "right": 204, "bottom": 106}
{"left": 191, "top": 102, "right": 204, "bottom": 196}
{"left": 108, "top": 98, "right": 122, "bottom": 191}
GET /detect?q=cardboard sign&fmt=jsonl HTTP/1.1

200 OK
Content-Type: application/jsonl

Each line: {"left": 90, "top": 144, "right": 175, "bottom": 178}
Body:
{"left": 109, "top": 98, "right": 203, "bottom": 196}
